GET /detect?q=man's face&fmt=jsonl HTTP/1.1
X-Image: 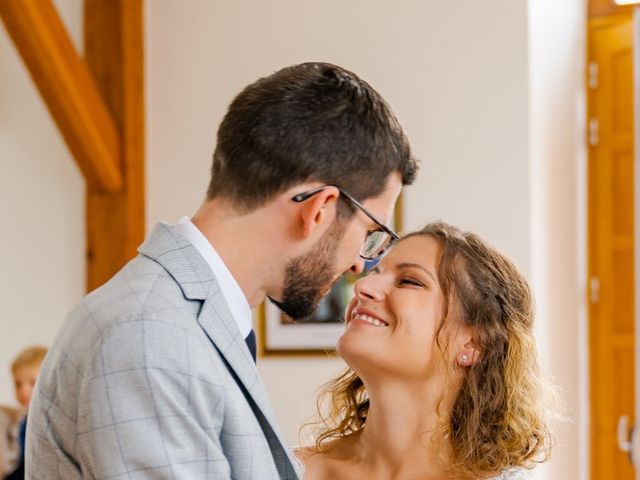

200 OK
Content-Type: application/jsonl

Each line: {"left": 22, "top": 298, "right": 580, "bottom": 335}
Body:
{"left": 271, "top": 221, "right": 346, "bottom": 319}
{"left": 272, "top": 172, "right": 403, "bottom": 320}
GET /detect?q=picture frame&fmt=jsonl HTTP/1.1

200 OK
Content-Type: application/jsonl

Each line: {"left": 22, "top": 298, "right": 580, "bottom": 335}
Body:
{"left": 257, "top": 194, "right": 403, "bottom": 356}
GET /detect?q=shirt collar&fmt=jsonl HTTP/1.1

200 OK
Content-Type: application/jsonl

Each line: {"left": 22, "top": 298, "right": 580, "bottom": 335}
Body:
{"left": 174, "top": 217, "right": 252, "bottom": 338}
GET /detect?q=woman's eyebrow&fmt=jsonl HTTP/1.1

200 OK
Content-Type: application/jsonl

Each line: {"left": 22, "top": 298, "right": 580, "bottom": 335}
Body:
{"left": 396, "top": 262, "right": 437, "bottom": 283}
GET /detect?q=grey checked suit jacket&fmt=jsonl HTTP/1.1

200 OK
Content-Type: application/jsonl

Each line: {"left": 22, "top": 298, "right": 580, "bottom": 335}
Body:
{"left": 26, "top": 223, "right": 300, "bottom": 479}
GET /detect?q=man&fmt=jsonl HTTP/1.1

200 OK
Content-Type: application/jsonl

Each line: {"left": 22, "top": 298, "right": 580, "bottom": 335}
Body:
{"left": 26, "top": 62, "right": 417, "bottom": 479}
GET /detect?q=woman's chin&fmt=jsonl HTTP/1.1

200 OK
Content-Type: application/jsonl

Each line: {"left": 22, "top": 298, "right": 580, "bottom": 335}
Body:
{"left": 336, "top": 333, "right": 382, "bottom": 370}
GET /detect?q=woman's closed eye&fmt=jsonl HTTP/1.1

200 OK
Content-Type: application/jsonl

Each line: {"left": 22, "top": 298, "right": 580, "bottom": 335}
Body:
{"left": 398, "top": 277, "right": 424, "bottom": 287}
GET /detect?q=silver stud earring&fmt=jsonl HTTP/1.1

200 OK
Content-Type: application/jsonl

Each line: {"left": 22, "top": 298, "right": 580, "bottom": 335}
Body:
{"left": 461, "top": 354, "right": 469, "bottom": 362}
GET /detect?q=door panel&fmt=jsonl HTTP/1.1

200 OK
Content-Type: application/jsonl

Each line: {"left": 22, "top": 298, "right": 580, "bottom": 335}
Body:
{"left": 588, "top": 14, "right": 636, "bottom": 480}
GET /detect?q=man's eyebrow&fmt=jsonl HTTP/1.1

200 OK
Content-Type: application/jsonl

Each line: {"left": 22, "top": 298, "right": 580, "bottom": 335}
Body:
{"left": 396, "top": 262, "right": 437, "bottom": 283}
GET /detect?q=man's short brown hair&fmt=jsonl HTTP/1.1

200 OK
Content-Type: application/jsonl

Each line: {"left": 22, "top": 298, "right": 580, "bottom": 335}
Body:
{"left": 207, "top": 62, "right": 418, "bottom": 212}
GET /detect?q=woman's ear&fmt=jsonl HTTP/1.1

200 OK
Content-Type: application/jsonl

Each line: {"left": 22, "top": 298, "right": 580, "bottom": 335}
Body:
{"left": 456, "top": 339, "right": 480, "bottom": 367}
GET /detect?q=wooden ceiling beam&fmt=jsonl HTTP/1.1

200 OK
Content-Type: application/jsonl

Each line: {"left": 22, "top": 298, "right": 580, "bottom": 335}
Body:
{"left": 0, "top": 0, "right": 123, "bottom": 193}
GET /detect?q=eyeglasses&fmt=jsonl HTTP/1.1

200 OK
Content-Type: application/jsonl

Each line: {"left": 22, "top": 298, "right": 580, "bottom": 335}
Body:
{"left": 292, "top": 185, "right": 399, "bottom": 260}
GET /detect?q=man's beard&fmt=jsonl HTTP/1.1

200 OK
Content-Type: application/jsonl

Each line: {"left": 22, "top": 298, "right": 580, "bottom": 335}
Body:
{"left": 269, "top": 221, "right": 346, "bottom": 321}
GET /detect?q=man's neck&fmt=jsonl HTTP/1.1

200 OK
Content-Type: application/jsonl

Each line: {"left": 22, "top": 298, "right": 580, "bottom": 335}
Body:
{"left": 191, "top": 198, "right": 288, "bottom": 309}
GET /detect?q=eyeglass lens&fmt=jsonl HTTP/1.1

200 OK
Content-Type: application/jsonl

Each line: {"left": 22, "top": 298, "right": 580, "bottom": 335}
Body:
{"left": 361, "top": 231, "right": 392, "bottom": 259}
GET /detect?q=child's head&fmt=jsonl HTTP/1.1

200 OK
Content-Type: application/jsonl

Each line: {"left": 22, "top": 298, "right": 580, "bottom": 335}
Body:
{"left": 11, "top": 346, "right": 48, "bottom": 410}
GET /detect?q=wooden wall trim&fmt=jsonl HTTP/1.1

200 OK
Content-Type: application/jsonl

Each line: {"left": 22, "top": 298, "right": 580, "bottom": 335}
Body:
{"left": 85, "top": 0, "right": 145, "bottom": 291}
{"left": 589, "top": 0, "right": 634, "bottom": 19}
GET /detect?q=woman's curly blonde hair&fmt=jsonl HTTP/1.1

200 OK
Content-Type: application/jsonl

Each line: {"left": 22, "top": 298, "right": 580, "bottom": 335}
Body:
{"left": 306, "top": 222, "right": 553, "bottom": 479}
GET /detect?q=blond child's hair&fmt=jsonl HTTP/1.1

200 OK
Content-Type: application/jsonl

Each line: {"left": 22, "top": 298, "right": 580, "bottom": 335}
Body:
{"left": 11, "top": 346, "right": 48, "bottom": 374}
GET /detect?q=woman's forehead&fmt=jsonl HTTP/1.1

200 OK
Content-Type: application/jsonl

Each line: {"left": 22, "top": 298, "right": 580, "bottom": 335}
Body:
{"left": 384, "top": 235, "right": 442, "bottom": 266}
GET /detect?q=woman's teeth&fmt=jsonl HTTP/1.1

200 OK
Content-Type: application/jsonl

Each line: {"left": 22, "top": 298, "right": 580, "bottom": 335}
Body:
{"left": 352, "top": 313, "right": 388, "bottom": 327}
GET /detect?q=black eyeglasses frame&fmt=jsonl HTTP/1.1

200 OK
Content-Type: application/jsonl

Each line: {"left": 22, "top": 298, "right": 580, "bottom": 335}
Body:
{"left": 291, "top": 185, "right": 399, "bottom": 260}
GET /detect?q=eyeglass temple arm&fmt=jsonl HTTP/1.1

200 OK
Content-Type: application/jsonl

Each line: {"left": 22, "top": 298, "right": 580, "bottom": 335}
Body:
{"left": 291, "top": 185, "right": 331, "bottom": 203}
{"left": 336, "top": 189, "right": 399, "bottom": 240}
{"left": 291, "top": 185, "right": 399, "bottom": 240}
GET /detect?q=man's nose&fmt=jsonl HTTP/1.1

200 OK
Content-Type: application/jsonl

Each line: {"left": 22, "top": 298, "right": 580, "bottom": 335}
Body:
{"left": 350, "top": 257, "right": 366, "bottom": 276}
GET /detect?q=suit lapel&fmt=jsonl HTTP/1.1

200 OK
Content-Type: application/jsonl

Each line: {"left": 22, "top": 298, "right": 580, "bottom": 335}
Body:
{"left": 139, "top": 223, "right": 271, "bottom": 412}
{"left": 139, "top": 223, "right": 299, "bottom": 478}
{"left": 198, "top": 289, "right": 300, "bottom": 478}
{"left": 198, "top": 290, "right": 273, "bottom": 418}
{"left": 138, "top": 222, "right": 215, "bottom": 300}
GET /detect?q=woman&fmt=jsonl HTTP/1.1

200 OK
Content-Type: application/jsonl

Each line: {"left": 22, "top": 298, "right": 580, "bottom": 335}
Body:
{"left": 297, "top": 222, "right": 552, "bottom": 480}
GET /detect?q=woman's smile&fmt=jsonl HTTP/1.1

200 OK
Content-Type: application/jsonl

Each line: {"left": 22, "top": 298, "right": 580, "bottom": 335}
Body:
{"left": 348, "top": 307, "right": 389, "bottom": 327}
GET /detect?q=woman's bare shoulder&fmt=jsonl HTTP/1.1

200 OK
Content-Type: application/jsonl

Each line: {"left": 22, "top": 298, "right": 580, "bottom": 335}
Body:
{"left": 293, "top": 438, "right": 358, "bottom": 480}
{"left": 292, "top": 445, "right": 318, "bottom": 464}
{"left": 292, "top": 445, "right": 327, "bottom": 480}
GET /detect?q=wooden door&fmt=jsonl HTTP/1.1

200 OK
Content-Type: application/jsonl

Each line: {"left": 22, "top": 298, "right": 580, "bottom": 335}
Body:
{"left": 588, "top": 13, "right": 636, "bottom": 480}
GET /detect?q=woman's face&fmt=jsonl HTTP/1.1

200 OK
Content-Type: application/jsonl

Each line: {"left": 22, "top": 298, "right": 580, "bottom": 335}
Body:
{"left": 338, "top": 235, "right": 472, "bottom": 381}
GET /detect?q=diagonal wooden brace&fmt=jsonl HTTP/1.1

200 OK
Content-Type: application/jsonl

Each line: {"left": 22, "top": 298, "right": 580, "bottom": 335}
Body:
{"left": 0, "top": 0, "right": 123, "bottom": 193}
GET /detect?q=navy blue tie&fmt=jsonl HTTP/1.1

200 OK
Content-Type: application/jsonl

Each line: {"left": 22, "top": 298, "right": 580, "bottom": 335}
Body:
{"left": 245, "top": 329, "right": 257, "bottom": 362}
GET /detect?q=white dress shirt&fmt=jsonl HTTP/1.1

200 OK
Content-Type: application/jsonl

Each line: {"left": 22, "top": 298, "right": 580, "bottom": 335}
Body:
{"left": 174, "top": 217, "right": 252, "bottom": 338}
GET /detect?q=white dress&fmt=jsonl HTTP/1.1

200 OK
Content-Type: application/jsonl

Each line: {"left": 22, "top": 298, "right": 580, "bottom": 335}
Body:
{"left": 494, "top": 470, "right": 530, "bottom": 480}
{"left": 292, "top": 451, "right": 531, "bottom": 480}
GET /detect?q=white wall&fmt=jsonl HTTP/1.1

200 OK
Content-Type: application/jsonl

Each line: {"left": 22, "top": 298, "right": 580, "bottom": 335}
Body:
{"left": 528, "top": 1, "right": 587, "bottom": 479}
{"left": 0, "top": 0, "right": 85, "bottom": 406}
{"left": 0, "top": 1, "right": 585, "bottom": 478}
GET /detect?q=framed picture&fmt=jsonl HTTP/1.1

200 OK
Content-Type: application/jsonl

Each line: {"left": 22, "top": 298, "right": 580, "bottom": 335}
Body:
{"left": 257, "top": 194, "right": 403, "bottom": 356}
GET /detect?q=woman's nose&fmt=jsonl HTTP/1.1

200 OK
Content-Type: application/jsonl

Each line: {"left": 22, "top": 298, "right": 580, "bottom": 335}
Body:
{"left": 354, "top": 275, "right": 385, "bottom": 302}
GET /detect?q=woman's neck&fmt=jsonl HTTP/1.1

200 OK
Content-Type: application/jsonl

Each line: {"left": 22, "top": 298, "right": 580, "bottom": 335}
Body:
{"left": 349, "top": 378, "right": 455, "bottom": 479}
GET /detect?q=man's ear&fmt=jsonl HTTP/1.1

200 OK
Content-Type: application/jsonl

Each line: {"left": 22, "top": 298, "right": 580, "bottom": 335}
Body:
{"left": 297, "top": 186, "right": 340, "bottom": 238}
